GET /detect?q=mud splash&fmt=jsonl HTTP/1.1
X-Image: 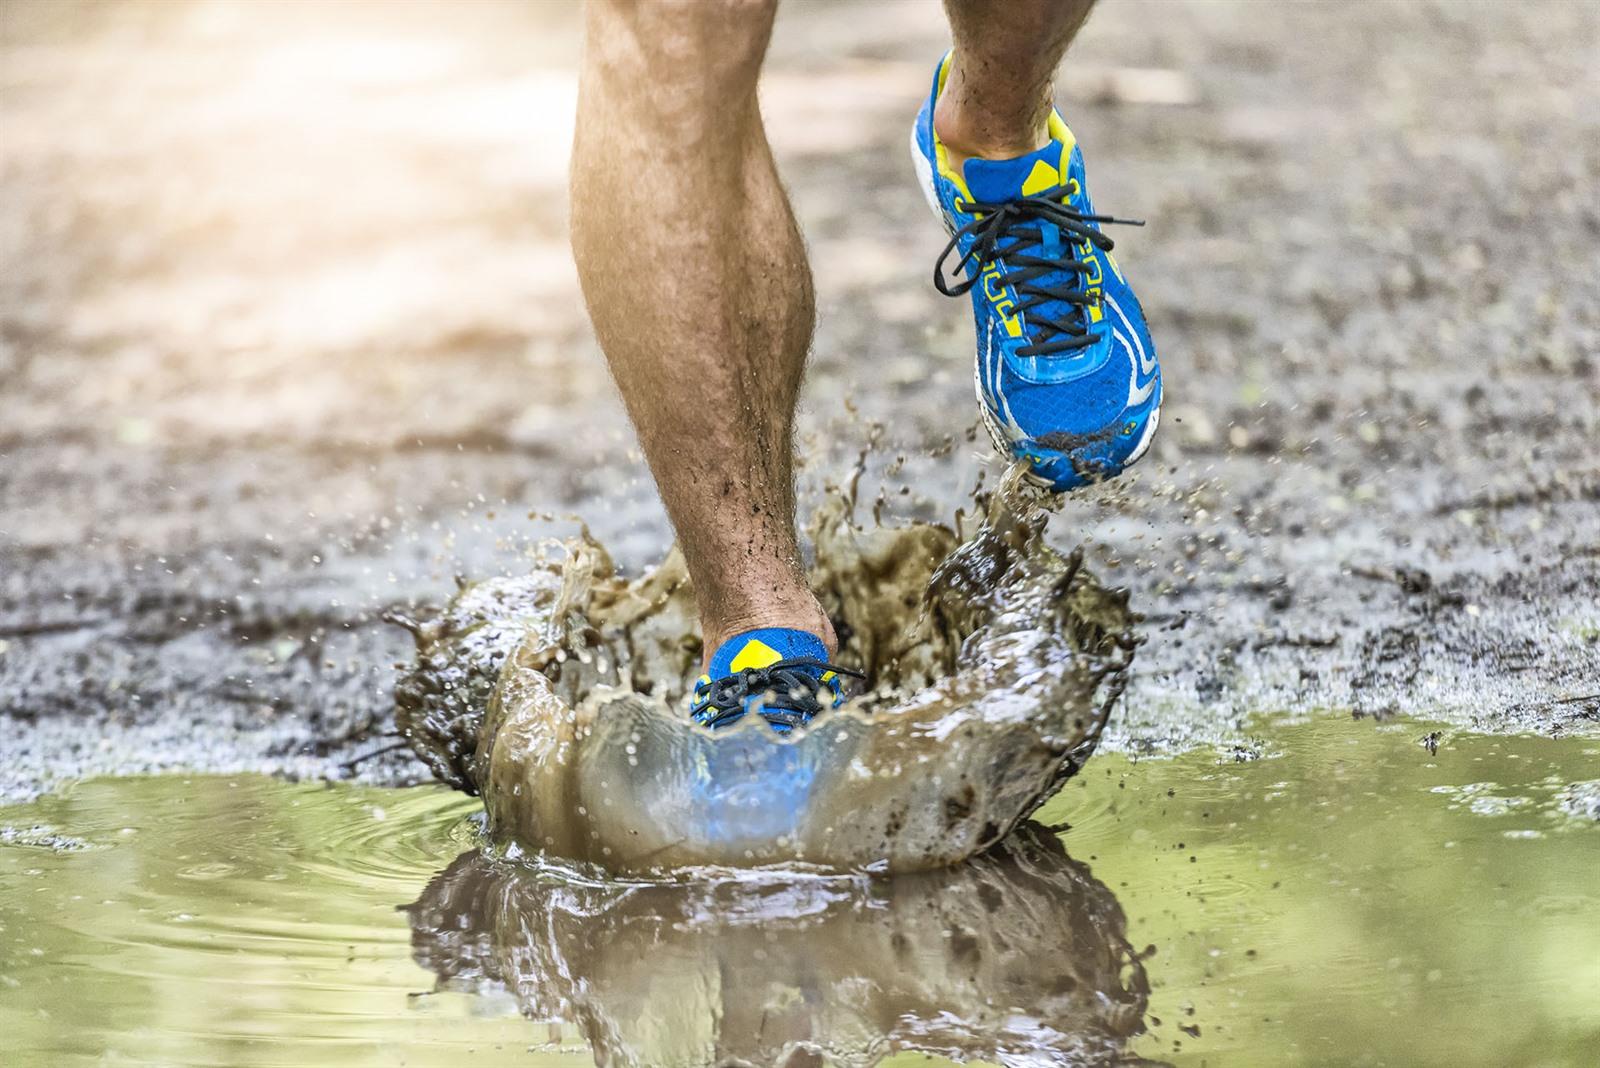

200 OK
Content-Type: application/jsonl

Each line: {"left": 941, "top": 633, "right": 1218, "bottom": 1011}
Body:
{"left": 394, "top": 470, "right": 1138, "bottom": 873}
{"left": 406, "top": 821, "right": 1149, "bottom": 1067}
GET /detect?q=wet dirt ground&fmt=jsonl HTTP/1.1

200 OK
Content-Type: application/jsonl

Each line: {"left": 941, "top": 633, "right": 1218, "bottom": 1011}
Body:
{"left": 3, "top": 0, "right": 1598, "bottom": 803}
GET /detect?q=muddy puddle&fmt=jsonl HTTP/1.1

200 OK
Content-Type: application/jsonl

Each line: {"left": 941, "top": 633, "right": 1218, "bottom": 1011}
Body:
{"left": 3, "top": 717, "right": 1597, "bottom": 1067}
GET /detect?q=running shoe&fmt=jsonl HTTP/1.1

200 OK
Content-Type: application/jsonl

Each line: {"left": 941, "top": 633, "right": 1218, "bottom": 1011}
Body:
{"left": 911, "top": 53, "right": 1162, "bottom": 491}
{"left": 690, "top": 628, "right": 861, "bottom": 733}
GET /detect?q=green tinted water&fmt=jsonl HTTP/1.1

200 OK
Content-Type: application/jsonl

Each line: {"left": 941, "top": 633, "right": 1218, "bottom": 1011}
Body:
{"left": 2, "top": 716, "right": 1597, "bottom": 1067}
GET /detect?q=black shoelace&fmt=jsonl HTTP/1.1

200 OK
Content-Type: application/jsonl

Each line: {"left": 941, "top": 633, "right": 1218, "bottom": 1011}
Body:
{"left": 691, "top": 657, "right": 866, "bottom": 731}
{"left": 934, "top": 181, "right": 1142, "bottom": 357}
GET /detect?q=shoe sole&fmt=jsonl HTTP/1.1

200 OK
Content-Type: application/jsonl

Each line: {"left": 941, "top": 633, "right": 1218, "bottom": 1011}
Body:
{"left": 909, "top": 125, "right": 1161, "bottom": 491}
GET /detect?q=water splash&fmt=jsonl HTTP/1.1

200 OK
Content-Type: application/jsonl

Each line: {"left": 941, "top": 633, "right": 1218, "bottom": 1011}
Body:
{"left": 395, "top": 468, "right": 1138, "bottom": 873}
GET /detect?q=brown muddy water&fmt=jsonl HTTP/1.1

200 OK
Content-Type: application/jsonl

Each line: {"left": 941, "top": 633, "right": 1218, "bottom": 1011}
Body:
{"left": 3, "top": 717, "right": 1598, "bottom": 1067}
{"left": 393, "top": 474, "right": 1138, "bottom": 874}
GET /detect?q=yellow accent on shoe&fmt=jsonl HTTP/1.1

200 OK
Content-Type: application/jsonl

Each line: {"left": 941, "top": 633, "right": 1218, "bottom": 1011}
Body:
{"left": 930, "top": 54, "right": 975, "bottom": 204}
{"left": 1021, "top": 159, "right": 1060, "bottom": 197}
{"left": 728, "top": 638, "right": 783, "bottom": 673}
{"left": 1046, "top": 109, "right": 1079, "bottom": 162}
{"left": 1106, "top": 250, "right": 1126, "bottom": 284}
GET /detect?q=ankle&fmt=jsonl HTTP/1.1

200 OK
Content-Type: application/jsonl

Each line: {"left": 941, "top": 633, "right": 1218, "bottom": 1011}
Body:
{"left": 933, "top": 68, "right": 1052, "bottom": 173}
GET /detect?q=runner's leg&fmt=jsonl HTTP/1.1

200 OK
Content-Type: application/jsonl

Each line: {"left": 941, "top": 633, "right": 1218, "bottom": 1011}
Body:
{"left": 935, "top": 0, "right": 1096, "bottom": 170}
{"left": 571, "top": 0, "right": 832, "bottom": 661}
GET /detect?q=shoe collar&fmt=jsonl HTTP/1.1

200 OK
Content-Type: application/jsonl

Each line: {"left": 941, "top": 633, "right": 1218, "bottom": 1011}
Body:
{"left": 930, "top": 51, "right": 1080, "bottom": 208}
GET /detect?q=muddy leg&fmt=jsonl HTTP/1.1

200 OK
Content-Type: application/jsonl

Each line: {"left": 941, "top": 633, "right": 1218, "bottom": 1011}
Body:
{"left": 935, "top": 0, "right": 1096, "bottom": 170}
{"left": 571, "top": 0, "right": 833, "bottom": 660}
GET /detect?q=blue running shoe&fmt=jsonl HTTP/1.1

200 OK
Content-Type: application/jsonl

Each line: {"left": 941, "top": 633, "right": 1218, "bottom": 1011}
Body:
{"left": 911, "top": 54, "right": 1162, "bottom": 491}
{"left": 690, "top": 628, "right": 861, "bottom": 733}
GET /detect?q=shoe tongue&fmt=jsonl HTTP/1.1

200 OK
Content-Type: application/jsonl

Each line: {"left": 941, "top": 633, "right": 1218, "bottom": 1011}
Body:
{"left": 706, "top": 627, "right": 828, "bottom": 680}
{"left": 962, "top": 140, "right": 1065, "bottom": 204}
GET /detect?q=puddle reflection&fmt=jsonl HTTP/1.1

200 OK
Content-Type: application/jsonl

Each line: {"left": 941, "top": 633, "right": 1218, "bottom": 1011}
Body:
{"left": 405, "top": 822, "right": 1156, "bottom": 1067}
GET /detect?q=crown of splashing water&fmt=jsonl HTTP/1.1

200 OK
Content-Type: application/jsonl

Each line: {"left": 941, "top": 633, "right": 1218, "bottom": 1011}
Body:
{"left": 394, "top": 467, "right": 1139, "bottom": 874}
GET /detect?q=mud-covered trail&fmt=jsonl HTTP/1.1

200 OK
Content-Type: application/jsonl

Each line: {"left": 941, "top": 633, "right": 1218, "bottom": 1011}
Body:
{"left": 2, "top": 0, "right": 1597, "bottom": 802}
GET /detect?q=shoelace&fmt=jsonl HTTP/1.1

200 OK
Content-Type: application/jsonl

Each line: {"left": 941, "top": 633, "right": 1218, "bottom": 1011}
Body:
{"left": 934, "top": 181, "right": 1142, "bottom": 356}
{"left": 691, "top": 657, "right": 866, "bottom": 731}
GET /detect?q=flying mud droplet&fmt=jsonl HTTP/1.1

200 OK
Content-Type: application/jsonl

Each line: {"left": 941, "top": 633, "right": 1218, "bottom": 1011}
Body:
{"left": 394, "top": 467, "right": 1139, "bottom": 873}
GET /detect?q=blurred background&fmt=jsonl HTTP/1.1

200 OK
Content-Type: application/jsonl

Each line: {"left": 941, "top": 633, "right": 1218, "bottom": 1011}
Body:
{"left": 2, "top": 0, "right": 1597, "bottom": 795}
